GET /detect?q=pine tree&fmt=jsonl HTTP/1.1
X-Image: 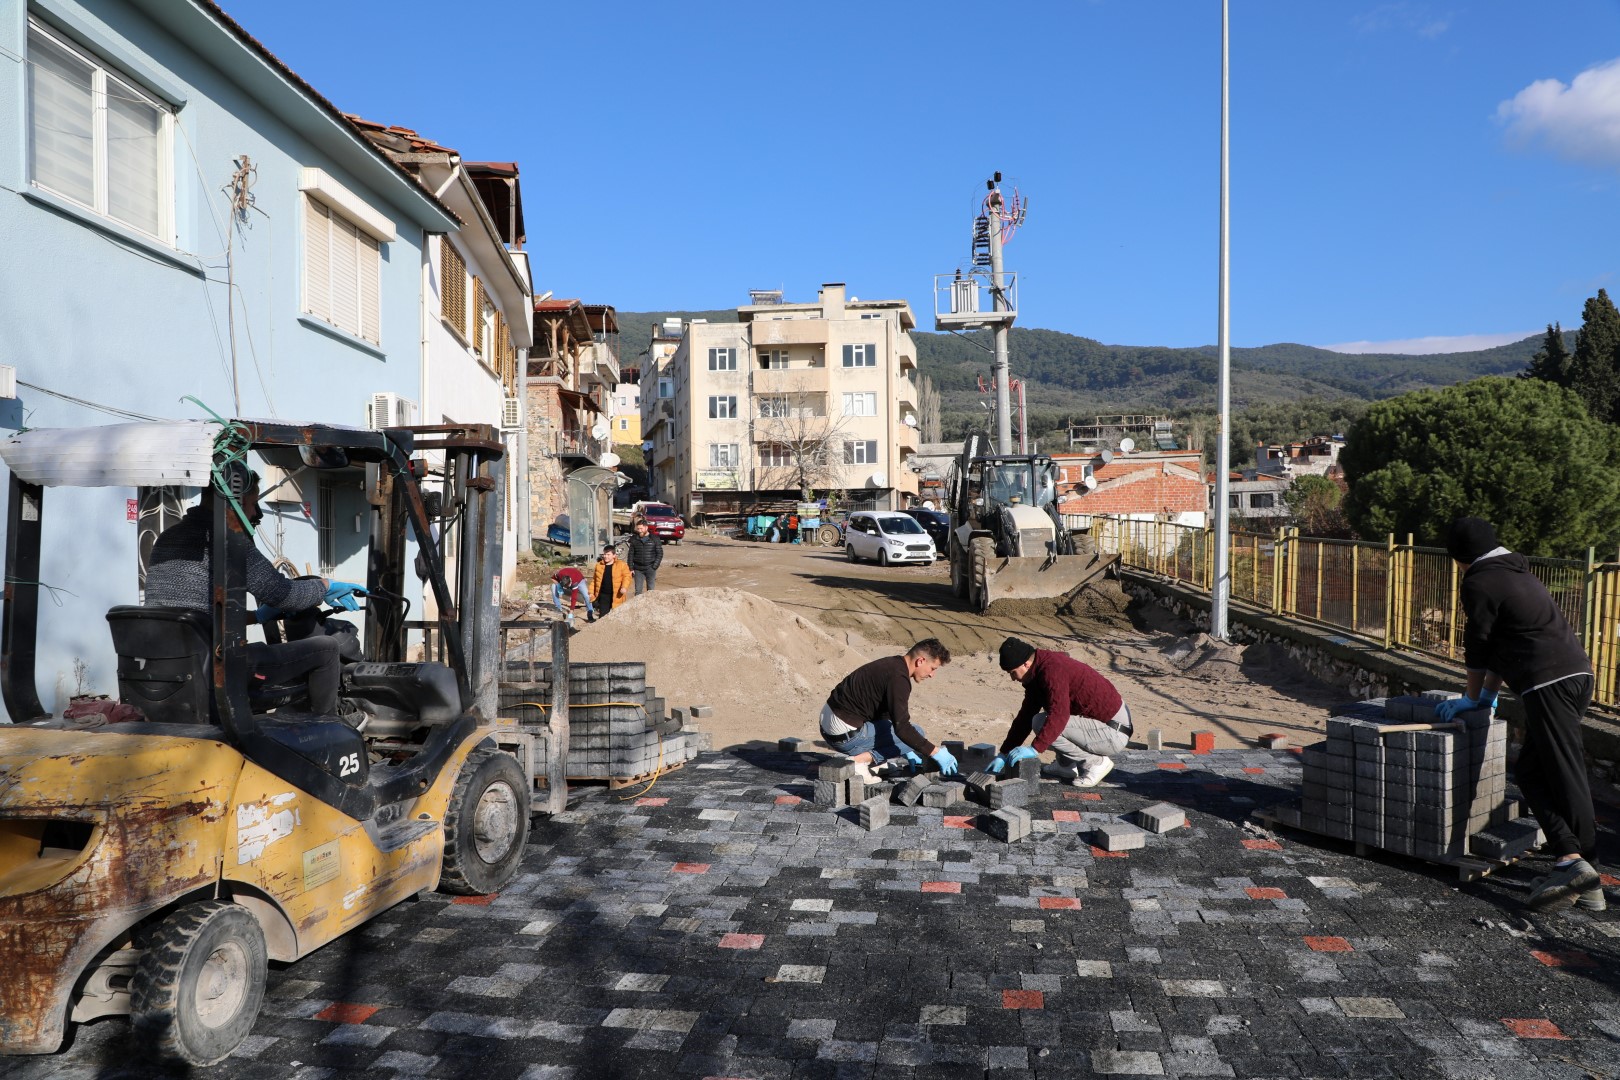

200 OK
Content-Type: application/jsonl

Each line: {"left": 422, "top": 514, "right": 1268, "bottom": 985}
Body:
{"left": 1522, "top": 322, "right": 1571, "bottom": 386}
{"left": 1568, "top": 289, "right": 1620, "bottom": 422}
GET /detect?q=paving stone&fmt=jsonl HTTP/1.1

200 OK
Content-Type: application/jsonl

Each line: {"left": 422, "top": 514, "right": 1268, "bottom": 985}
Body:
{"left": 1092, "top": 821, "right": 1149, "bottom": 851}
{"left": 919, "top": 781, "right": 963, "bottom": 808}
{"left": 1133, "top": 802, "right": 1187, "bottom": 833}
{"left": 894, "top": 773, "right": 933, "bottom": 806}
{"left": 859, "top": 796, "right": 890, "bottom": 831}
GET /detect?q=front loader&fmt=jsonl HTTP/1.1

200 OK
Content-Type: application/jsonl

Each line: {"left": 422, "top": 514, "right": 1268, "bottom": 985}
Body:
{"left": 945, "top": 432, "right": 1118, "bottom": 614}
{"left": 0, "top": 419, "right": 527, "bottom": 1065}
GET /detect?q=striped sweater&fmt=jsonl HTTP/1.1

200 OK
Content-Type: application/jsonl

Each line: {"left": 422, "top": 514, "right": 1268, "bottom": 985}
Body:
{"left": 144, "top": 507, "right": 325, "bottom": 612}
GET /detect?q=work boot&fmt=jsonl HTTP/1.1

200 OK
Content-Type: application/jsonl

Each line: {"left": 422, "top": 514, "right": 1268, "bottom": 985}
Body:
{"left": 1074, "top": 758, "right": 1115, "bottom": 788}
{"left": 1526, "top": 858, "right": 1601, "bottom": 910}
{"left": 1577, "top": 886, "right": 1608, "bottom": 913}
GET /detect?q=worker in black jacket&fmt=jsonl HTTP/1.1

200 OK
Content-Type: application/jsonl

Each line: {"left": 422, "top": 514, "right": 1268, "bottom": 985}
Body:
{"left": 626, "top": 518, "right": 664, "bottom": 595}
{"left": 1436, "top": 516, "right": 1602, "bottom": 911}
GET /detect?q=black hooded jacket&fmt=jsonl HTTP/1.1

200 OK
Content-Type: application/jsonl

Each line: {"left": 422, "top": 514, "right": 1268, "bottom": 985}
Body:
{"left": 1460, "top": 551, "right": 1589, "bottom": 691}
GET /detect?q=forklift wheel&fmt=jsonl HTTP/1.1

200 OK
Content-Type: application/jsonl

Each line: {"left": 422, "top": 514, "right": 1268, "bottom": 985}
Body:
{"left": 131, "top": 900, "right": 267, "bottom": 1066}
{"left": 440, "top": 748, "right": 530, "bottom": 895}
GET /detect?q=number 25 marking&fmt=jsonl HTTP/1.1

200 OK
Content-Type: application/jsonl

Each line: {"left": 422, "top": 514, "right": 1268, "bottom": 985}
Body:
{"left": 339, "top": 753, "right": 360, "bottom": 777}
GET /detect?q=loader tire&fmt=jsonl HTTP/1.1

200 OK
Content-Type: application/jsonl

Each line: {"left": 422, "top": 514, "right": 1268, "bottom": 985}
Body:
{"left": 440, "top": 748, "right": 530, "bottom": 896}
{"left": 949, "top": 538, "right": 969, "bottom": 599}
{"left": 817, "top": 523, "right": 841, "bottom": 547}
{"left": 970, "top": 536, "right": 996, "bottom": 614}
{"left": 131, "top": 900, "right": 267, "bottom": 1066}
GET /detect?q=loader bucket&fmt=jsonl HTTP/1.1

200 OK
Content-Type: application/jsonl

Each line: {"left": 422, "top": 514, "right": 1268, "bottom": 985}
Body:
{"left": 981, "top": 551, "right": 1121, "bottom": 615}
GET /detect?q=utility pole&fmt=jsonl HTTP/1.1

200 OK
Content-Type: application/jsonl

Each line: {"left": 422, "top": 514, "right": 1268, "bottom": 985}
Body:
{"left": 986, "top": 180, "right": 1014, "bottom": 455}
{"left": 1211, "top": 0, "right": 1233, "bottom": 640}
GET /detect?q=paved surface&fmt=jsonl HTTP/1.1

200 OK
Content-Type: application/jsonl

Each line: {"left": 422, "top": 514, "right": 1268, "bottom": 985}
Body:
{"left": 9, "top": 747, "right": 1620, "bottom": 1079}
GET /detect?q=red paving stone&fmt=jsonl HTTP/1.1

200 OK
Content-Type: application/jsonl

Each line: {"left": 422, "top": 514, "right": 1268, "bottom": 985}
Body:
{"left": 1501, "top": 1018, "right": 1567, "bottom": 1039}
{"left": 637, "top": 797, "right": 670, "bottom": 806}
{"left": 1242, "top": 767, "right": 1266, "bottom": 774}
{"left": 1090, "top": 846, "right": 1129, "bottom": 858}
{"left": 774, "top": 795, "right": 801, "bottom": 805}
{"left": 673, "top": 862, "right": 711, "bottom": 874}
{"left": 1002, "top": 989, "right": 1044, "bottom": 1009}
{"left": 1157, "top": 762, "right": 1187, "bottom": 770}
{"left": 1039, "top": 897, "right": 1081, "bottom": 910}
{"left": 1602, "top": 873, "right": 1620, "bottom": 887}
{"left": 1080, "top": 792, "right": 1103, "bottom": 801}
{"left": 921, "top": 881, "right": 962, "bottom": 894}
{"left": 451, "top": 894, "right": 496, "bottom": 906}
{"left": 1242, "top": 839, "right": 1283, "bottom": 851}
{"left": 1192, "top": 732, "right": 1216, "bottom": 754}
{"left": 1530, "top": 949, "right": 1597, "bottom": 969}
{"left": 1245, "top": 887, "right": 1287, "bottom": 900}
{"left": 1052, "top": 810, "right": 1082, "bottom": 822}
{"left": 315, "top": 1003, "right": 379, "bottom": 1024}
{"left": 718, "top": 933, "right": 765, "bottom": 950}
{"left": 1304, "top": 936, "right": 1353, "bottom": 952}
{"left": 943, "top": 815, "right": 975, "bottom": 829}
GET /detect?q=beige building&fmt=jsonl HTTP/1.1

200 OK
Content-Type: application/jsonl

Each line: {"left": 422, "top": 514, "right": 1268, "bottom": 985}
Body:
{"left": 644, "top": 284, "right": 920, "bottom": 520}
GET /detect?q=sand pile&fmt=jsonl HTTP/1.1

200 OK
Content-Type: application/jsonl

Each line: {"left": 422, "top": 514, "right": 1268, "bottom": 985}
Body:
{"left": 564, "top": 587, "right": 875, "bottom": 733}
{"left": 1164, "top": 633, "right": 1250, "bottom": 683}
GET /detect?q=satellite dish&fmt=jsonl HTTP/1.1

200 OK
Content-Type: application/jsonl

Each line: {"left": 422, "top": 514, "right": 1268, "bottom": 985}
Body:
{"left": 868, "top": 472, "right": 888, "bottom": 488}
{"left": 600, "top": 451, "right": 621, "bottom": 468}
{"left": 1097, "top": 448, "right": 1114, "bottom": 466}
{"left": 1082, "top": 474, "right": 1099, "bottom": 492}
{"left": 641, "top": 440, "right": 655, "bottom": 451}
{"left": 591, "top": 420, "right": 610, "bottom": 441}
{"left": 903, "top": 414, "right": 918, "bottom": 428}
{"left": 1119, "top": 437, "right": 1136, "bottom": 453}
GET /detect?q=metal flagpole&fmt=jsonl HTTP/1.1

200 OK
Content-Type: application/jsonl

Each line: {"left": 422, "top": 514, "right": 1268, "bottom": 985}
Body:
{"left": 1211, "top": 0, "right": 1233, "bottom": 640}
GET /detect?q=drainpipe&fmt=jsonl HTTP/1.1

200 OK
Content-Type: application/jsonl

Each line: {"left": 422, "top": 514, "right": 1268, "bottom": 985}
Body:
{"left": 516, "top": 347, "right": 531, "bottom": 554}
{"left": 420, "top": 239, "right": 433, "bottom": 424}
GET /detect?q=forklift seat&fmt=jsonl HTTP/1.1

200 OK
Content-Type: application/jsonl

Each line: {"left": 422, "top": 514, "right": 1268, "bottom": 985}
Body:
{"left": 107, "top": 605, "right": 214, "bottom": 725}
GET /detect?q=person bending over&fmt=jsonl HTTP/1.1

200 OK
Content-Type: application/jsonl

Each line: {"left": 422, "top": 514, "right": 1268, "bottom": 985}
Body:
{"left": 819, "top": 638, "right": 955, "bottom": 781}
{"left": 989, "top": 636, "right": 1132, "bottom": 788}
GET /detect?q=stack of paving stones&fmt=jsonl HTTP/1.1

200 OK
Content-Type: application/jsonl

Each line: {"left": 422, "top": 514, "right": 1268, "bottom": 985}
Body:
{"left": 32, "top": 741, "right": 1620, "bottom": 1080}
{"left": 1280, "top": 691, "right": 1533, "bottom": 865}
{"left": 498, "top": 661, "right": 702, "bottom": 780}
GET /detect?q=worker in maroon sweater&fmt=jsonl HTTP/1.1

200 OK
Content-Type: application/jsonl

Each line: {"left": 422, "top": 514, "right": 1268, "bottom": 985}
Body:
{"left": 819, "top": 638, "right": 956, "bottom": 781}
{"left": 988, "top": 637, "right": 1133, "bottom": 787}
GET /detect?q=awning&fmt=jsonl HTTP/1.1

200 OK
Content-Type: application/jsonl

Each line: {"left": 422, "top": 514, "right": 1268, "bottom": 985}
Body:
{"left": 558, "top": 389, "right": 602, "bottom": 414}
{"left": 0, "top": 421, "right": 221, "bottom": 488}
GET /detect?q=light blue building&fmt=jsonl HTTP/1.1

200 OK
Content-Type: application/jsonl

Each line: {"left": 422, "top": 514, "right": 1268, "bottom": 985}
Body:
{"left": 0, "top": 0, "right": 459, "bottom": 714}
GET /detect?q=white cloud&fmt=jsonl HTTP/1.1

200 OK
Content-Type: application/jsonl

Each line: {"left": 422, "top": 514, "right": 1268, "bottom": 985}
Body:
{"left": 1497, "top": 57, "right": 1620, "bottom": 167}
{"left": 1318, "top": 332, "right": 1535, "bottom": 356}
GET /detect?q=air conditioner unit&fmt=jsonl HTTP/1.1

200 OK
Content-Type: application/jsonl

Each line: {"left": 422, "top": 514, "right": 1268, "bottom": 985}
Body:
{"left": 365, "top": 391, "right": 417, "bottom": 430}
{"left": 0, "top": 364, "right": 14, "bottom": 399}
{"left": 500, "top": 396, "right": 522, "bottom": 431}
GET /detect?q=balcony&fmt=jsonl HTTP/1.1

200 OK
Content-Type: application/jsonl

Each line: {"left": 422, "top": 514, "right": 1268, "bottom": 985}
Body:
{"left": 750, "top": 319, "right": 829, "bottom": 347}
{"left": 754, "top": 367, "right": 828, "bottom": 396}
{"left": 556, "top": 428, "right": 606, "bottom": 462}
{"left": 897, "top": 373, "right": 917, "bottom": 410}
{"left": 577, "top": 339, "right": 621, "bottom": 390}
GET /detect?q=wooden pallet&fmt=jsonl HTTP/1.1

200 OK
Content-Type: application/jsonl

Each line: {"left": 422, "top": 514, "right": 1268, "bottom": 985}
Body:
{"left": 1251, "top": 803, "right": 1534, "bottom": 883}
{"left": 549, "top": 758, "right": 686, "bottom": 790}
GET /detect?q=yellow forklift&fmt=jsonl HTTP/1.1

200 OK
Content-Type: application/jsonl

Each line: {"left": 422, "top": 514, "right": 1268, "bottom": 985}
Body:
{"left": 0, "top": 419, "right": 528, "bottom": 1064}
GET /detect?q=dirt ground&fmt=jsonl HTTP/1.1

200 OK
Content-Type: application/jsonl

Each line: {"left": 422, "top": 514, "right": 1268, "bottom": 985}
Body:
{"left": 521, "top": 528, "right": 1352, "bottom": 754}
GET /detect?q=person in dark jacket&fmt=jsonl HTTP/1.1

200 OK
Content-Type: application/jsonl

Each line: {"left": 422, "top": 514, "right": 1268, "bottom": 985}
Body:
{"left": 1437, "top": 516, "right": 1602, "bottom": 911}
{"left": 626, "top": 519, "right": 663, "bottom": 595}
{"left": 987, "top": 637, "right": 1132, "bottom": 787}
{"left": 819, "top": 638, "right": 956, "bottom": 781}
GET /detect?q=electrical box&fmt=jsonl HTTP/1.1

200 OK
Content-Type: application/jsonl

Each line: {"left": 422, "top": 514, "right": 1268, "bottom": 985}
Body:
{"left": 501, "top": 396, "right": 522, "bottom": 431}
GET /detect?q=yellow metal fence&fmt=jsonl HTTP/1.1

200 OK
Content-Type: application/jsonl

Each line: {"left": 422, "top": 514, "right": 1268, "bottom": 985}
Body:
{"left": 1090, "top": 516, "right": 1620, "bottom": 707}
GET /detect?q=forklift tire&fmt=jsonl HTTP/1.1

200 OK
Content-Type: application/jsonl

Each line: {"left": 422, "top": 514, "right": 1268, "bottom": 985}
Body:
{"left": 970, "top": 536, "right": 996, "bottom": 614}
{"left": 949, "top": 538, "right": 969, "bottom": 599}
{"left": 131, "top": 900, "right": 267, "bottom": 1066}
{"left": 440, "top": 748, "right": 530, "bottom": 896}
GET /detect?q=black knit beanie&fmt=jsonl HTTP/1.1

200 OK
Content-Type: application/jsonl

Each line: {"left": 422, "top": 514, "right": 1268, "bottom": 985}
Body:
{"left": 998, "top": 637, "right": 1036, "bottom": 671}
{"left": 1446, "top": 516, "right": 1498, "bottom": 563}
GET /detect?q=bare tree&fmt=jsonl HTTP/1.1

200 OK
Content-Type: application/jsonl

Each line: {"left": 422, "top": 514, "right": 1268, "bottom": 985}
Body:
{"left": 752, "top": 388, "right": 856, "bottom": 500}
{"left": 917, "top": 372, "right": 943, "bottom": 444}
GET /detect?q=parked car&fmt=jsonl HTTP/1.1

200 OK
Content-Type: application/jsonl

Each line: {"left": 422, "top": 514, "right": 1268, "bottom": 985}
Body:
{"left": 901, "top": 508, "right": 951, "bottom": 557}
{"left": 844, "top": 511, "right": 936, "bottom": 566}
{"left": 639, "top": 502, "right": 685, "bottom": 542}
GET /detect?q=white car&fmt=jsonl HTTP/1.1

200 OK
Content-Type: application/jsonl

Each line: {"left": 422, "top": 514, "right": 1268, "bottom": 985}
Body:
{"left": 844, "top": 511, "right": 937, "bottom": 566}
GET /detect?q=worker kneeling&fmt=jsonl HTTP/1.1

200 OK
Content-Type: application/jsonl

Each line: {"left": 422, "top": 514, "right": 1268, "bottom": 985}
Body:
{"left": 819, "top": 638, "right": 955, "bottom": 781}
{"left": 989, "top": 636, "right": 1132, "bottom": 787}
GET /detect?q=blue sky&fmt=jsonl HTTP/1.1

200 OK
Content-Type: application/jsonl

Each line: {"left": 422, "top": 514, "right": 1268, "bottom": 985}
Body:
{"left": 224, "top": 0, "right": 1620, "bottom": 353}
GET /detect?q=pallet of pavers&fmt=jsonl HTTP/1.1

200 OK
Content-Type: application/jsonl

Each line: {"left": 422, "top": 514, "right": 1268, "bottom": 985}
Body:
{"left": 1257, "top": 691, "right": 1544, "bottom": 881}
{"left": 496, "top": 662, "right": 706, "bottom": 786}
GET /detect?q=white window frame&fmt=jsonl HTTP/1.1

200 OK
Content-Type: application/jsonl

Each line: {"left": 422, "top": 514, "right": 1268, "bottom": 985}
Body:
{"left": 477, "top": 292, "right": 496, "bottom": 367}
{"left": 658, "top": 378, "right": 673, "bottom": 399}
{"left": 707, "top": 347, "right": 737, "bottom": 371}
{"left": 26, "top": 18, "right": 173, "bottom": 242}
{"left": 758, "top": 349, "right": 790, "bottom": 369}
{"left": 708, "top": 395, "right": 737, "bottom": 419}
{"left": 709, "top": 442, "right": 739, "bottom": 468}
{"left": 759, "top": 443, "right": 792, "bottom": 468}
{"left": 843, "top": 439, "right": 878, "bottom": 465}
{"left": 842, "top": 343, "right": 876, "bottom": 368}
{"left": 759, "top": 395, "right": 790, "bottom": 419}
{"left": 841, "top": 392, "right": 876, "bottom": 417}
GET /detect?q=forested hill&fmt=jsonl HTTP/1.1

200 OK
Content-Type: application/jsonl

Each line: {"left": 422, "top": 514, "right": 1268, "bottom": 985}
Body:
{"left": 614, "top": 308, "right": 1552, "bottom": 413}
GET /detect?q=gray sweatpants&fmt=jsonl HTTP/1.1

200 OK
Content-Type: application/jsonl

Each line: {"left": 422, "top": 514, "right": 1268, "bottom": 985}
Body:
{"left": 1033, "top": 703, "right": 1132, "bottom": 773}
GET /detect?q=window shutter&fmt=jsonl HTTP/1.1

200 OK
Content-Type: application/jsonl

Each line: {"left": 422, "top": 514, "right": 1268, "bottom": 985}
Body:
{"left": 440, "top": 238, "right": 466, "bottom": 337}
{"left": 329, "top": 213, "right": 361, "bottom": 337}
{"left": 358, "top": 232, "right": 380, "bottom": 344}
{"left": 304, "top": 198, "right": 331, "bottom": 323}
{"left": 27, "top": 31, "right": 95, "bottom": 208}
{"left": 105, "top": 73, "right": 162, "bottom": 235}
{"left": 470, "top": 277, "right": 485, "bottom": 357}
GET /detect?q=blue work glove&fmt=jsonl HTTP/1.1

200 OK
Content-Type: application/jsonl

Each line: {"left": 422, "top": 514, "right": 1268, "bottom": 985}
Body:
{"left": 255, "top": 605, "right": 283, "bottom": 624}
{"left": 930, "top": 745, "right": 959, "bottom": 776}
{"left": 324, "top": 581, "right": 367, "bottom": 611}
{"left": 987, "top": 754, "right": 1007, "bottom": 774}
{"left": 1434, "top": 690, "right": 1496, "bottom": 722}
{"left": 1006, "top": 746, "right": 1039, "bottom": 768}
{"left": 904, "top": 750, "right": 924, "bottom": 769}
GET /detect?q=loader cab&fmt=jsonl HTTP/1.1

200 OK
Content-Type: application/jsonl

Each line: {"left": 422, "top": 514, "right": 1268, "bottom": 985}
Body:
{"left": 0, "top": 420, "right": 508, "bottom": 821}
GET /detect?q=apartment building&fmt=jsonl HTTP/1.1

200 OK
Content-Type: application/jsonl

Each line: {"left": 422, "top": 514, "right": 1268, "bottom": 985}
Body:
{"left": 645, "top": 284, "right": 920, "bottom": 519}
